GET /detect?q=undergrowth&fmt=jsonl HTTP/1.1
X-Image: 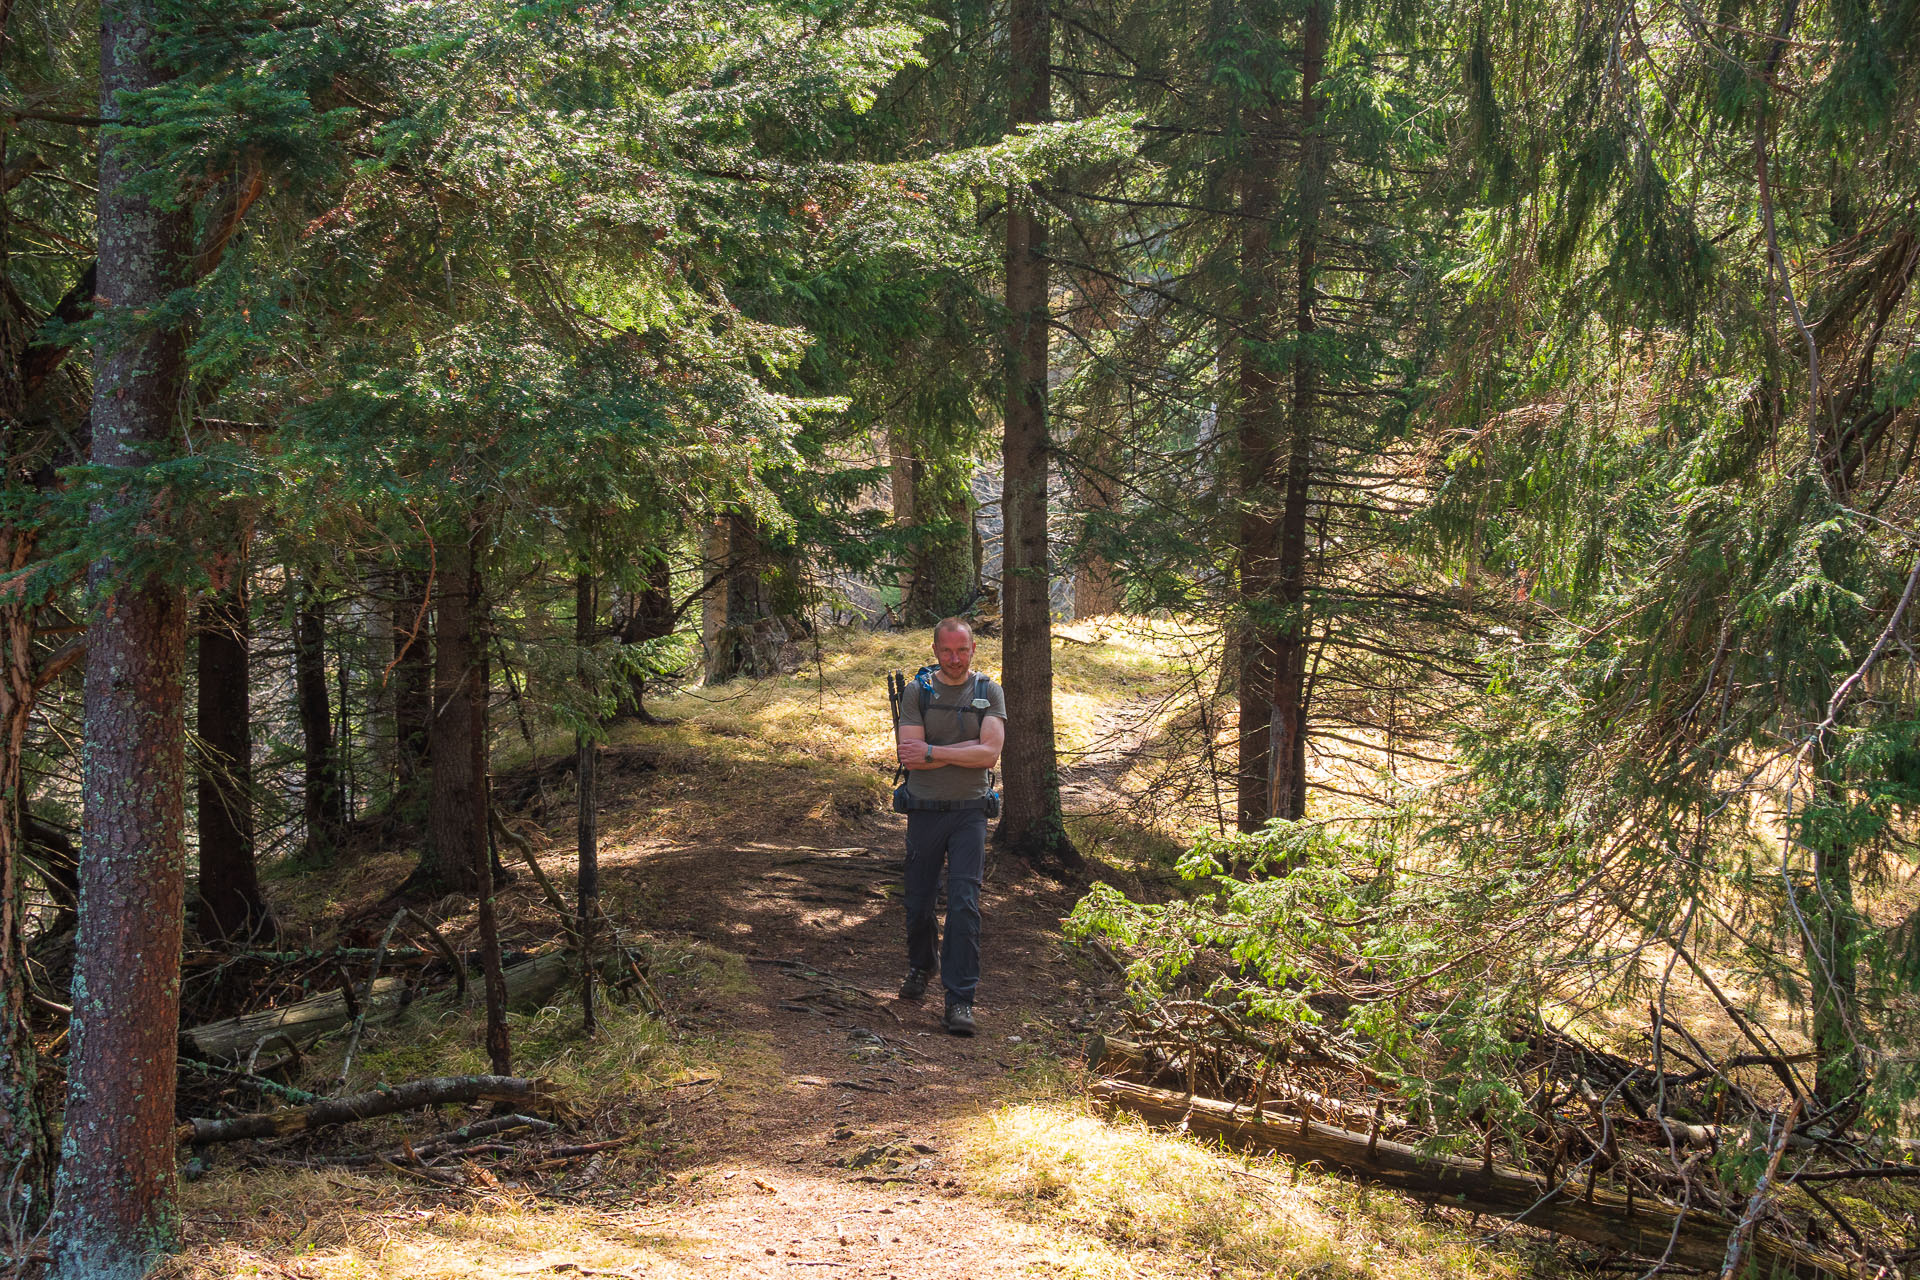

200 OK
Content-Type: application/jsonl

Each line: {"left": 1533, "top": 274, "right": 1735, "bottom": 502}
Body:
{"left": 959, "top": 1084, "right": 1539, "bottom": 1280}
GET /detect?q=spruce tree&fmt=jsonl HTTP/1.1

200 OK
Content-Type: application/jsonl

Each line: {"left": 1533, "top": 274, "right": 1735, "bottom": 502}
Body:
{"left": 53, "top": 2, "right": 192, "bottom": 1272}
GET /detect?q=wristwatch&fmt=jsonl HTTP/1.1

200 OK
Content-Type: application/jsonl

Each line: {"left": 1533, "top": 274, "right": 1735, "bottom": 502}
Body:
{"left": 924, "top": 743, "right": 933, "bottom": 763}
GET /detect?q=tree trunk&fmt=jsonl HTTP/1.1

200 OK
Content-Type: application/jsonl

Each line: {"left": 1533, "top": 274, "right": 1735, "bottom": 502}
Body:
{"left": 1068, "top": 240, "right": 1124, "bottom": 620}
{"left": 576, "top": 570, "right": 599, "bottom": 1034}
{"left": 469, "top": 552, "right": 510, "bottom": 1075}
{"left": 707, "top": 509, "right": 781, "bottom": 682}
{"left": 1261, "top": 0, "right": 1326, "bottom": 825}
{"left": 1069, "top": 451, "right": 1122, "bottom": 618}
{"left": 53, "top": 4, "right": 193, "bottom": 1270}
{"left": 996, "top": 0, "right": 1079, "bottom": 872}
{"left": 390, "top": 564, "right": 433, "bottom": 816}
{"left": 614, "top": 551, "right": 672, "bottom": 720}
{"left": 295, "top": 586, "right": 346, "bottom": 861}
{"left": 1809, "top": 757, "right": 1861, "bottom": 1109}
{"left": 889, "top": 426, "right": 916, "bottom": 609}
{"left": 906, "top": 458, "right": 977, "bottom": 624}
{"left": 195, "top": 558, "right": 272, "bottom": 942}
{"left": 417, "top": 536, "right": 482, "bottom": 894}
{"left": 1235, "top": 146, "right": 1280, "bottom": 833}
{"left": 700, "top": 517, "right": 727, "bottom": 664}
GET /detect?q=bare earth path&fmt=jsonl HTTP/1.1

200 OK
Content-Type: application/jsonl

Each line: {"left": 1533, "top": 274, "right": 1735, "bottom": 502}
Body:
{"left": 607, "top": 825, "right": 1109, "bottom": 1278}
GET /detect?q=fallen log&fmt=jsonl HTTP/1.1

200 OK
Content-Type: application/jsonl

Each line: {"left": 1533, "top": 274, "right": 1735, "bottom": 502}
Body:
{"left": 183, "top": 1075, "right": 558, "bottom": 1145}
{"left": 1093, "top": 1078, "right": 1841, "bottom": 1278}
{"left": 1090, "top": 1035, "right": 1400, "bottom": 1133}
{"left": 180, "top": 950, "right": 573, "bottom": 1064}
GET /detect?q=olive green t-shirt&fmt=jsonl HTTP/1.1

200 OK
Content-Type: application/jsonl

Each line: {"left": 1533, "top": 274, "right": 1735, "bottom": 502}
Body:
{"left": 899, "top": 671, "right": 1007, "bottom": 803}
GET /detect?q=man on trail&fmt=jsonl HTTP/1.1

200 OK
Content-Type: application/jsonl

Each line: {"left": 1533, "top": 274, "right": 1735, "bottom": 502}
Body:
{"left": 893, "top": 618, "right": 1005, "bottom": 1037}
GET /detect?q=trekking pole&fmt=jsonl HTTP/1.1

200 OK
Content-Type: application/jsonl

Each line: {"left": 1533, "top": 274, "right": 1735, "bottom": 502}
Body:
{"left": 887, "top": 671, "right": 906, "bottom": 784}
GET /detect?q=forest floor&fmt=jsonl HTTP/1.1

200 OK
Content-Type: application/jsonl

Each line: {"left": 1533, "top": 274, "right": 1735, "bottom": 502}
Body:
{"left": 160, "top": 624, "right": 1553, "bottom": 1280}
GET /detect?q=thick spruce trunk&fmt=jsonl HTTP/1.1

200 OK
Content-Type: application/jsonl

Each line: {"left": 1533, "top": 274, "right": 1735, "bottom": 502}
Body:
{"left": 195, "top": 564, "right": 271, "bottom": 941}
{"left": 996, "top": 0, "right": 1078, "bottom": 871}
{"left": 1234, "top": 152, "right": 1281, "bottom": 833}
{"left": 53, "top": 5, "right": 194, "bottom": 1272}
{"left": 1262, "top": 0, "right": 1326, "bottom": 825}
{"left": 294, "top": 588, "right": 346, "bottom": 860}
{"left": 417, "top": 536, "right": 482, "bottom": 894}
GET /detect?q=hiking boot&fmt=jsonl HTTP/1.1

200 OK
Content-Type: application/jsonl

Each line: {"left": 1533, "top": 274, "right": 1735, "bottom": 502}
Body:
{"left": 942, "top": 1002, "right": 976, "bottom": 1037}
{"left": 898, "top": 967, "right": 933, "bottom": 1001}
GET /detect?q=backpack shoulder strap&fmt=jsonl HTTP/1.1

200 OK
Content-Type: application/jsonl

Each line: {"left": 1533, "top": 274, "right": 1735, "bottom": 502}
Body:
{"left": 914, "top": 665, "right": 938, "bottom": 719}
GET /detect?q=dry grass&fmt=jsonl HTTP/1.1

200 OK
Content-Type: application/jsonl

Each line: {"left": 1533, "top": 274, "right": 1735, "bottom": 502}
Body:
{"left": 154, "top": 619, "right": 1583, "bottom": 1280}
{"left": 958, "top": 1088, "right": 1540, "bottom": 1280}
{"left": 161, "top": 1169, "right": 685, "bottom": 1279}
{"left": 565, "top": 620, "right": 1202, "bottom": 854}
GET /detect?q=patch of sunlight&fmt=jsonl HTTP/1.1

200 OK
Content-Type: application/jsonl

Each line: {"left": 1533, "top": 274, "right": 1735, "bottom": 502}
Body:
{"left": 164, "top": 1170, "right": 688, "bottom": 1279}
{"left": 960, "top": 1100, "right": 1532, "bottom": 1280}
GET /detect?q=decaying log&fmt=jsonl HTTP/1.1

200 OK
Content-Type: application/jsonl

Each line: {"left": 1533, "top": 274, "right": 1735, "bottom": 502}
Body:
{"left": 1094, "top": 1079, "right": 1842, "bottom": 1278}
{"left": 183, "top": 1075, "right": 558, "bottom": 1145}
{"left": 1090, "top": 1035, "right": 1399, "bottom": 1132}
{"left": 180, "top": 950, "right": 572, "bottom": 1064}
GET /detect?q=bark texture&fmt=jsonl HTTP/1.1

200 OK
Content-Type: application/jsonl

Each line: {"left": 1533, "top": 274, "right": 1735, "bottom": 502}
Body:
{"left": 390, "top": 564, "right": 433, "bottom": 813}
{"left": 995, "top": 0, "right": 1079, "bottom": 871}
{"left": 1262, "top": 0, "right": 1325, "bottom": 825}
{"left": 467, "top": 552, "right": 510, "bottom": 1074}
{"left": 53, "top": 6, "right": 193, "bottom": 1272}
{"left": 195, "top": 563, "right": 271, "bottom": 942}
{"left": 1809, "top": 757, "right": 1862, "bottom": 1107}
{"left": 294, "top": 587, "right": 346, "bottom": 860}
{"left": 1234, "top": 148, "right": 1280, "bottom": 832}
{"left": 418, "top": 536, "right": 482, "bottom": 893}
{"left": 905, "top": 459, "right": 977, "bottom": 624}
{"left": 184, "top": 1076, "right": 557, "bottom": 1146}
{"left": 576, "top": 571, "right": 599, "bottom": 1034}
{"left": 706, "top": 509, "right": 789, "bottom": 682}
{"left": 614, "top": 552, "right": 672, "bottom": 720}
{"left": 1236, "top": 2, "right": 1324, "bottom": 830}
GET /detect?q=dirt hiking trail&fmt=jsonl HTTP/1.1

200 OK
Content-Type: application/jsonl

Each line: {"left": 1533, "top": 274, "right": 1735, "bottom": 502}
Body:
{"left": 618, "top": 830, "right": 1107, "bottom": 1277}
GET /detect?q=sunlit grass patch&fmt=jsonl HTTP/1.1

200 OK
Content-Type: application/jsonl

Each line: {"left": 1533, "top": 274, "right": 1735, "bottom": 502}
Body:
{"left": 600, "top": 620, "right": 1206, "bottom": 847}
{"left": 164, "top": 1168, "right": 685, "bottom": 1279}
{"left": 960, "top": 1096, "right": 1532, "bottom": 1280}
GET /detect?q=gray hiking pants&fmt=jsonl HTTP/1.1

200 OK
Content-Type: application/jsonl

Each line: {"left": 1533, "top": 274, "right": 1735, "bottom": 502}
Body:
{"left": 903, "top": 808, "right": 986, "bottom": 1006}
